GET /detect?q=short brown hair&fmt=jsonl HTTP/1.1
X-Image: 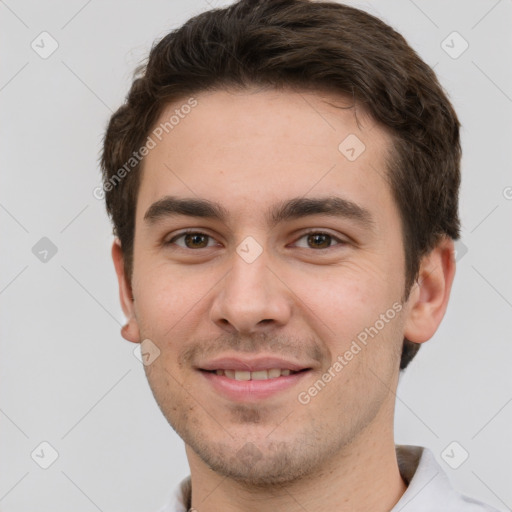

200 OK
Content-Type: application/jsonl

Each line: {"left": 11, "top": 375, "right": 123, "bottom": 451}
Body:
{"left": 100, "top": 0, "right": 461, "bottom": 371}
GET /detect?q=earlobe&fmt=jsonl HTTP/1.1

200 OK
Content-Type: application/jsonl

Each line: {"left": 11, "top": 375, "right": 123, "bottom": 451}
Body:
{"left": 121, "top": 321, "right": 140, "bottom": 344}
{"left": 403, "top": 237, "right": 456, "bottom": 344}
{"left": 112, "top": 239, "right": 141, "bottom": 344}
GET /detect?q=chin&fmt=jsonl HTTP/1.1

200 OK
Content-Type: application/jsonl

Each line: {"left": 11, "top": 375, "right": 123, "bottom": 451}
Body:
{"left": 185, "top": 433, "right": 326, "bottom": 487}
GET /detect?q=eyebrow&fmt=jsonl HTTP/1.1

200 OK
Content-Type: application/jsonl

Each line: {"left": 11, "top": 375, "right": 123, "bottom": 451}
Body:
{"left": 143, "top": 195, "right": 375, "bottom": 230}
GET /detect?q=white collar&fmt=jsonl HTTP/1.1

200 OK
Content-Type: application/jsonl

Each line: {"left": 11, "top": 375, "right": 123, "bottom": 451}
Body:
{"left": 158, "top": 444, "right": 499, "bottom": 512}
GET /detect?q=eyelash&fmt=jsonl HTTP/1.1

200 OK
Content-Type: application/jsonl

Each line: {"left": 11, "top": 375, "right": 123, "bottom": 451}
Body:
{"left": 165, "top": 229, "right": 346, "bottom": 251}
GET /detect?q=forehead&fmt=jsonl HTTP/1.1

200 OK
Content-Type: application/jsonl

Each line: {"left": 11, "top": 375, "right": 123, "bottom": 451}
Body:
{"left": 136, "top": 87, "right": 395, "bottom": 227}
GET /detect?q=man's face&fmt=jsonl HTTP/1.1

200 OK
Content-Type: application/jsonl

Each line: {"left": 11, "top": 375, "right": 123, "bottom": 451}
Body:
{"left": 126, "top": 88, "right": 410, "bottom": 484}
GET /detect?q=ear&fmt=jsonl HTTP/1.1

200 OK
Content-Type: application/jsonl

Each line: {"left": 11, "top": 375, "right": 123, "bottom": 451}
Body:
{"left": 403, "top": 237, "right": 456, "bottom": 344}
{"left": 112, "top": 238, "right": 141, "bottom": 344}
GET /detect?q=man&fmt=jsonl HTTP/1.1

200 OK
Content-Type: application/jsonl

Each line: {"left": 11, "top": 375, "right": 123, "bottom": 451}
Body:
{"left": 100, "top": 1, "right": 499, "bottom": 510}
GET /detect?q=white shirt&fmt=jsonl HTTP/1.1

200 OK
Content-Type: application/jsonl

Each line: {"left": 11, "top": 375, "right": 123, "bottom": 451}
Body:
{"left": 157, "top": 444, "right": 500, "bottom": 512}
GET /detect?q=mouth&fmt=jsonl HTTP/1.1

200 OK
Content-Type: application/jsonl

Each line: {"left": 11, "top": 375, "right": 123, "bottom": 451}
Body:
{"left": 198, "top": 357, "right": 313, "bottom": 402}
{"left": 203, "top": 368, "right": 306, "bottom": 380}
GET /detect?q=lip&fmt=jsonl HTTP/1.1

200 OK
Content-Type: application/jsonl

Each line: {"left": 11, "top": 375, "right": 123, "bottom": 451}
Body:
{"left": 200, "top": 368, "right": 311, "bottom": 402}
{"left": 198, "top": 356, "right": 309, "bottom": 372}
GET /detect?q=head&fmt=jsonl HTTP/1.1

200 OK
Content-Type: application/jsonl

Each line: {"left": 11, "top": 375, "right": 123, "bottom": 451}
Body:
{"left": 102, "top": 0, "right": 460, "bottom": 485}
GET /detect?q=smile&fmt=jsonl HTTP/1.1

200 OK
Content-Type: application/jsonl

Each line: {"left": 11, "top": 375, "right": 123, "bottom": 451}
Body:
{"left": 208, "top": 368, "right": 300, "bottom": 380}
{"left": 199, "top": 368, "right": 311, "bottom": 403}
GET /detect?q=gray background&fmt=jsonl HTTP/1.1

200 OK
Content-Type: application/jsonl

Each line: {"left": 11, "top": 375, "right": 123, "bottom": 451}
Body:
{"left": 1, "top": 0, "right": 511, "bottom": 510}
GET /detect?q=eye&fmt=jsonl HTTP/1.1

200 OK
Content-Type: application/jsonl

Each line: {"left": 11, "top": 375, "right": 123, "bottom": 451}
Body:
{"left": 293, "top": 231, "right": 346, "bottom": 250}
{"left": 166, "top": 230, "right": 218, "bottom": 249}
{"left": 165, "top": 230, "right": 346, "bottom": 251}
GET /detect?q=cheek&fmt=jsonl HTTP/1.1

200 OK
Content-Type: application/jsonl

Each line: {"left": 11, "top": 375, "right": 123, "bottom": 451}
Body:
{"left": 288, "top": 263, "right": 404, "bottom": 370}
{"left": 132, "top": 264, "right": 206, "bottom": 340}
{"left": 293, "top": 262, "right": 395, "bottom": 324}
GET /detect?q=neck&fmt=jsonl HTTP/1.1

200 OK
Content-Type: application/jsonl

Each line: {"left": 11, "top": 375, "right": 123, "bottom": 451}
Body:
{"left": 186, "top": 421, "right": 407, "bottom": 512}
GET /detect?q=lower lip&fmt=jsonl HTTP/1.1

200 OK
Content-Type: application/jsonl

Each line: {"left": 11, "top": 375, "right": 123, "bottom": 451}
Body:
{"left": 200, "top": 370, "right": 309, "bottom": 402}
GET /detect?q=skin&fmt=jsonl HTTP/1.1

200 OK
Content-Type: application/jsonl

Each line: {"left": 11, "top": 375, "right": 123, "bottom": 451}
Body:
{"left": 112, "top": 87, "right": 456, "bottom": 512}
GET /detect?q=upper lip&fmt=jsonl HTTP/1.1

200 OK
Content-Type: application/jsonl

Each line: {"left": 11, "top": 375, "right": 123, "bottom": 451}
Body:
{"left": 198, "top": 356, "right": 311, "bottom": 372}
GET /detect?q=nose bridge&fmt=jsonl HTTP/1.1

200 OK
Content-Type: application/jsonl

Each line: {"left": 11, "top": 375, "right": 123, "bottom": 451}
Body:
{"left": 210, "top": 239, "right": 291, "bottom": 333}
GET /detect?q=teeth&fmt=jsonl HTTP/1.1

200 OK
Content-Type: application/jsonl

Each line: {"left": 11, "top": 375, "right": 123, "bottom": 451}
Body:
{"left": 251, "top": 370, "right": 268, "bottom": 380}
{"left": 234, "top": 370, "right": 251, "bottom": 381}
{"left": 214, "top": 368, "right": 296, "bottom": 380}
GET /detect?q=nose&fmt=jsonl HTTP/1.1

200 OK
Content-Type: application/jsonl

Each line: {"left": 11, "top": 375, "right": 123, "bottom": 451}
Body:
{"left": 210, "top": 246, "right": 292, "bottom": 335}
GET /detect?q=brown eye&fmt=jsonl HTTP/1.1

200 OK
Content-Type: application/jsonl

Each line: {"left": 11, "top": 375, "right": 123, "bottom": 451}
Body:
{"left": 307, "top": 233, "right": 331, "bottom": 249}
{"left": 184, "top": 233, "right": 209, "bottom": 248}
{"left": 168, "top": 231, "right": 215, "bottom": 249}
{"left": 294, "top": 231, "right": 345, "bottom": 250}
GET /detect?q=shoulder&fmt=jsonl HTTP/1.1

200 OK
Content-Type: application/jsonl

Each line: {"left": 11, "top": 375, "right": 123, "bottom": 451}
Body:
{"left": 394, "top": 444, "right": 501, "bottom": 512}
{"left": 154, "top": 475, "right": 191, "bottom": 512}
